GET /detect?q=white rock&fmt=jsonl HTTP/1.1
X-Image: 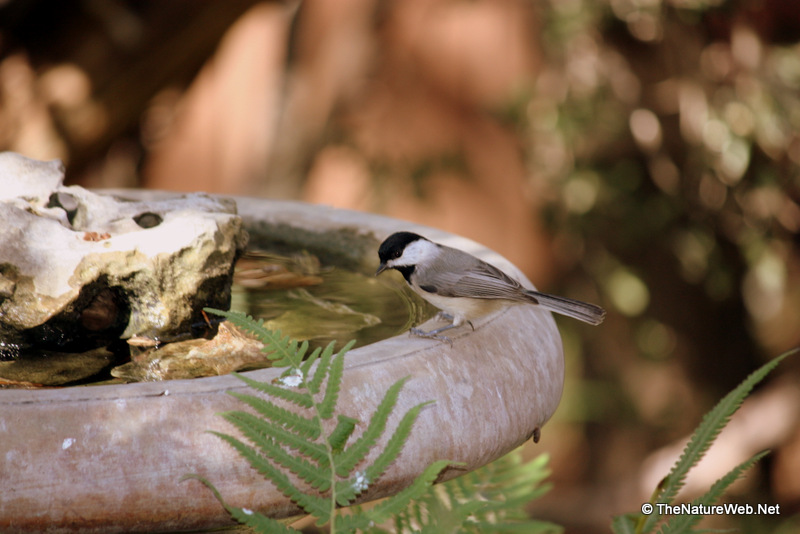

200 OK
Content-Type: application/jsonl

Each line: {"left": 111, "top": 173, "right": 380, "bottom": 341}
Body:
{"left": 0, "top": 152, "right": 248, "bottom": 352}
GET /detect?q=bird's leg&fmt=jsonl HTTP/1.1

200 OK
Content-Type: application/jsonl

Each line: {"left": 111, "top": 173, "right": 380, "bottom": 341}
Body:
{"left": 410, "top": 322, "right": 458, "bottom": 345}
{"left": 410, "top": 313, "right": 477, "bottom": 345}
{"left": 411, "top": 323, "right": 458, "bottom": 336}
{"left": 433, "top": 311, "right": 453, "bottom": 322}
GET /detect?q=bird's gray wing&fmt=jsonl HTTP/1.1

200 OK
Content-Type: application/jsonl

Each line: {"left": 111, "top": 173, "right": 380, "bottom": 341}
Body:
{"left": 416, "top": 249, "right": 529, "bottom": 301}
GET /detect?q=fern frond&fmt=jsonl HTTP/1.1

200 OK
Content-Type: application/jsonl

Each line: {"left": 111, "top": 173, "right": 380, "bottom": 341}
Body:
{"left": 332, "top": 472, "right": 371, "bottom": 508}
{"left": 338, "top": 459, "right": 456, "bottom": 531}
{"left": 201, "top": 310, "right": 494, "bottom": 532}
{"left": 659, "top": 450, "right": 770, "bottom": 534}
{"left": 636, "top": 349, "right": 796, "bottom": 534}
{"left": 496, "top": 452, "right": 552, "bottom": 487}
{"left": 204, "top": 308, "right": 264, "bottom": 337}
{"left": 220, "top": 411, "right": 330, "bottom": 468}
{"left": 307, "top": 341, "right": 335, "bottom": 395}
{"left": 335, "top": 403, "right": 430, "bottom": 507}
{"left": 472, "top": 520, "right": 563, "bottom": 533}
{"left": 227, "top": 391, "right": 321, "bottom": 440}
{"left": 300, "top": 345, "right": 323, "bottom": 382}
{"left": 328, "top": 414, "right": 359, "bottom": 453}
{"left": 204, "top": 433, "right": 330, "bottom": 520}
{"left": 385, "top": 450, "right": 560, "bottom": 534}
{"left": 232, "top": 372, "right": 313, "bottom": 409}
{"left": 461, "top": 457, "right": 553, "bottom": 519}
{"left": 647, "top": 353, "right": 792, "bottom": 514}
{"left": 263, "top": 333, "right": 302, "bottom": 368}
{"left": 334, "top": 377, "right": 411, "bottom": 477}
{"left": 294, "top": 339, "right": 310, "bottom": 362}
{"left": 454, "top": 452, "right": 557, "bottom": 529}
{"left": 693, "top": 449, "right": 770, "bottom": 510}
{"left": 363, "top": 399, "right": 434, "bottom": 484}
{"left": 210, "top": 428, "right": 331, "bottom": 491}
{"left": 205, "top": 308, "right": 303, "bottom": 368}
{"left": 183, "top": 475, "right": 300, "bottom": 533}
{"left": 332, "top": 386, "right": 433, "bottom": 508}
{"left": 230, "top": 507, "right": 299, "bottom": 533}
{"left": 318, "top": 340, "right": 355, "bottom": 420}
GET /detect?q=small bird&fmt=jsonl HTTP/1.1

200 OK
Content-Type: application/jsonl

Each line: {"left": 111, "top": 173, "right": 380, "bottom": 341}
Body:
{"left": 376, "top": 231, "right": 605, "bottom": 342}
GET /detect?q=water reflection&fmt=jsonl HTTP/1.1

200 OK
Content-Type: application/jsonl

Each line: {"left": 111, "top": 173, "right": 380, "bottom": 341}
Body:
{"left": 0, "top": 249, "right": 432, "bottom": 387}
{"left": 231, "top": 250, "right": 431, "bottom": 351}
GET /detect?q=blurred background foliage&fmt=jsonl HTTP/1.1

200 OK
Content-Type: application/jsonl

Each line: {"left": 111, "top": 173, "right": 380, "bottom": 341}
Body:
{"left": 1, "top": 0, "right": 799, "bottom": 532}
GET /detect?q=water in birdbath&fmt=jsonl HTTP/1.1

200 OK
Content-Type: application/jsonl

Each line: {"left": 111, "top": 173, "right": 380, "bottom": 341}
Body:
{"left": 230, "top": 250, "right": 426, "bottom": 350}
{"left": 0, "top": 249, "right": 432, "bottom": 387}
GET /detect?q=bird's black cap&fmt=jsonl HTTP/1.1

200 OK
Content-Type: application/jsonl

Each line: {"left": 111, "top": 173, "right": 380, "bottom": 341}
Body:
{"left": 377, "top": 231, "right": 426, "bottom": 265}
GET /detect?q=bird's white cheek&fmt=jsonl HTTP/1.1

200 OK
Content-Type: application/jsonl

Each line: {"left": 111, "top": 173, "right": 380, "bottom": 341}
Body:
{"left": 399, "top": 240, "right": 438, "bottom": 264}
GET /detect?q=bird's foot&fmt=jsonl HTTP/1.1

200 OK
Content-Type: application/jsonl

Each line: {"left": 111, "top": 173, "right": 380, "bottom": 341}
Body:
{"left": 409, "top": 315, "right": 477, "bottom": 345}
{"left": 410, "top": 325, "right": 455, "bottom": 346}
{"left": 432, "top": 313, "right": 475, "bottom": 329}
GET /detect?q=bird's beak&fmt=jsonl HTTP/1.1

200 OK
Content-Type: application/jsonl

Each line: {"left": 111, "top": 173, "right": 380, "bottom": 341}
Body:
{"left": 375, "top": 263, "right": 388, "bottom": 276}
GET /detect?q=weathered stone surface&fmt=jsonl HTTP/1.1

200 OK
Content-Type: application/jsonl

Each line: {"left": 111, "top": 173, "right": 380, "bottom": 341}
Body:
{"left": 110, "top": 322, "right": 267, "bottom": 381}
{"left": 0, "top": 348, "right": 115, "bottom": 386}
{"left": 0, "top": 152, "right": 248, "bottom": 353}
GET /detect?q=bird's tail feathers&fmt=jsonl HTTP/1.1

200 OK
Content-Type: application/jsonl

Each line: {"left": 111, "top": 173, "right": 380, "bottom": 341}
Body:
{"left": 525, "top": 290, "right": 606, "bottom": 325}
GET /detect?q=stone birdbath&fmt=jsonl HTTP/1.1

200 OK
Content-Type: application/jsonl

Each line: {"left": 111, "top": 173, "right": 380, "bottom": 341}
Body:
{"left": 0, "top": 154, "right": 564, "bottom": 532}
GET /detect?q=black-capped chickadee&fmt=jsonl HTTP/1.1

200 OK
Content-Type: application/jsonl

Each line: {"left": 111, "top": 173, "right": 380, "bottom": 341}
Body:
{"left": 376, "top": 231, "right": 605, "bottom": 342}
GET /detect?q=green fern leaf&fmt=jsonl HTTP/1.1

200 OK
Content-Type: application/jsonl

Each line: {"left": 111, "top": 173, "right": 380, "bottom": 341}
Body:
{"left": 472, "top": 520, "right": 563, "bottom": 533}
{"left": 368, "top": 459, "right": 458, "bottom": 518}
{"left": 205, "top": 308, "right": 303, "bottom": 368}
{"left": 204, "top": 308, "right": 264, "bottom": 335}
{"left": 659, "top": 450, "right": 770, "bottom": 534}
{"left": 318, "top": 340, "right": 355, "bottom": 420}
{"left": 206, "top": 432, "right": 330, "bottom": 520}
{"left": 385, "top": 450, "right": 560, "bottom": 533}
{"left": 204, "top": 308, "right": 272, "bottom": 345}
{"left": 220, "top": 411, "right": 330, "bottom": 468}
{"left": 300, "top": 345, "right": 323, "bottom": 381}
{"left": 200, "top": 311, "right": 482, "bottom": 532}
{"left": 269, "top": 334, "right": 302, "bottom": 368}
{"left": 294, "top": 339, "right": 310, "bottom": 362}
{"left": 261, "top": 441, "right": 333, "bottom": 493}
{"left": 230, "top": 507, "right": 298, "bottom": 534}
{"left": 307, "top": 341, "right": 336, "bottom": 395}
{"left": 455, "top": 452, "right": 556, "bottom": 529}
{"left": 693, "top": 449, "right": 770, "bottom": 509}
{"left": 658, "top": 351, "right": 792, "bottom": 502}
{"left": 363, "top": 399, "right": 434, "bottom": 484}
{"left": 334, "top": 377, "right": 412, "bottom": 477}
{"left": 332, "top": 388, "right": 434, "bottom": 507}
{"left": 338, "top": 459, "right": 456, "bottom": 531}
{"left": 461, "top": 455, "right": 553, "bottom": 520}
{"left": 639, "top": 349, "right": 796, "bottom": 533}
{"left": 333, "top": 476, "right": 369, "bottom": 507}
{"left": 227, "top": 391, "right": 321, "bottom": 440}
{"left": 328, "top": 414, "right": 359, "bottom": 453}
{"left": 442, "top": 499, "right": 488, "bottom": 522}
{"left": 210, "top": 428, "right": 331, "bottom": 491}
{"left": 232, "top": 372, "right": 314, "bottom": 409}
{"left": 183, "top": 475, "right": 300, "bottom": 533}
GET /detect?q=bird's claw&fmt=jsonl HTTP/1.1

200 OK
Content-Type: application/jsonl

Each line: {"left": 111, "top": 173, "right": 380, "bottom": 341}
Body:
{"left": 410, "top": 327, "right": 453, "bottom": 346}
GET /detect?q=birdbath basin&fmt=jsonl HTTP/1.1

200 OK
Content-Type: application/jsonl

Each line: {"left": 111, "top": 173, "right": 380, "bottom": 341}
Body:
{"left": 0, "top": 192, "right": 564, "bottom": 533}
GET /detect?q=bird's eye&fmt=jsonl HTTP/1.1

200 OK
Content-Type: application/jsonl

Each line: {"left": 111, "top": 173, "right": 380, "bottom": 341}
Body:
{"left": 392, "top": 250, "right": 402, "bottom": 259}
